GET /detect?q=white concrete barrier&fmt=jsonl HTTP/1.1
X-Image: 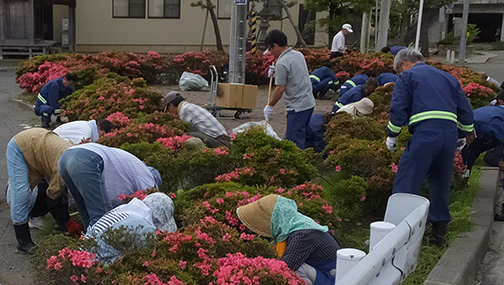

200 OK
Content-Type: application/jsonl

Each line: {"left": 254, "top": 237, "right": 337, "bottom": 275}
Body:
{"left": 336, "top": 193, "right": 430, "bottom": 285}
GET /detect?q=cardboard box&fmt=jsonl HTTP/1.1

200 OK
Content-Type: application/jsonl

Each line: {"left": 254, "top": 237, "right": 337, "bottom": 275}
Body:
{"left": 242, "top": 84, "right": 258, "bottom": 109}
{"left": 216, "top": 83, "right": 243, "bottom": 108}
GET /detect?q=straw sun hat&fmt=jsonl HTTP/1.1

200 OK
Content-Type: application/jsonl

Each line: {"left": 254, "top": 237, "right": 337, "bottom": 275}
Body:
{"left": 236, "top": 194, "right": 279, "bottom": 237}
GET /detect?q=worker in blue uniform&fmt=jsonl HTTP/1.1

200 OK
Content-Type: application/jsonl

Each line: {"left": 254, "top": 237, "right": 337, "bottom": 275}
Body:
{"left": 381, "top": 46, "right": 406, "bottom": 55}
{"left": 385, "top": 48, "right": 474, "bottom": 246}
{"left": 338, "top": 70, "right": 376, "bottom": 96}
{"left": 34, "top": 73, "right": 78, "bottom": 128}
{"left": 310, "top": 65, "right": 339, "bottom": 98}
{"left": 377, "top": 72, "right": 398, "bottom": 86}
{"left": 332, "top": 77, "right": 378, "bottom": 112}
{"left": 462, "top": 105, "right": 504, "bottom": 172}
{"left": 305, "top": 112, "right": 336, "bottom": 153}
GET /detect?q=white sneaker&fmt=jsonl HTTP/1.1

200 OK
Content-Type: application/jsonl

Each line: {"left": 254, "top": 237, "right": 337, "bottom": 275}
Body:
{"left": 28, "top": 217, "right": 44, "bottom": 229}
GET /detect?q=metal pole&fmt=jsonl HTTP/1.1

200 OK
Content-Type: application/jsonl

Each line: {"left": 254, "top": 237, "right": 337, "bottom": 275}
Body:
{"left": 360, "top": 12, "right": 369, "bottom": 53}
{"left": 367, "top": 10, "right": 372, "bottom": 52}
{"left": 229, "top": 0, "right": 247, "bottom": 84}
{"left": 376, "top": 0, "right": 391, "bottom": 52}
{"left": 415, "top": 0, "right": 425, "bottom": 50}
{"left": 374, "top": 0, "right": 379, "bottom": 48}
{"left": 459, "top": 0, "right": 470, "bottom": 64}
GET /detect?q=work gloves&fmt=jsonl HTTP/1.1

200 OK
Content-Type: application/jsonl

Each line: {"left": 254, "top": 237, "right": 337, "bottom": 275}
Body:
{"left": 386, "top": 136, "right": 398, "bottom": 152}
{"left": 268, "top": 65, "right": 275, "bottom": 78}
{"left": 456, "top": 138, "right": 467, "bottom": 151}
{"left": 264, "top": 105, "right": 274, "bottom": 121}
{"left": 65, "top": 218, "right": 83, "bottom": 237}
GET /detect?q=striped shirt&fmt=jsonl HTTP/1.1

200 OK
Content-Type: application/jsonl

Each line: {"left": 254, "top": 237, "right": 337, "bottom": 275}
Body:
{"left": 179, "top": 101, "right": 227, "bottom": 138}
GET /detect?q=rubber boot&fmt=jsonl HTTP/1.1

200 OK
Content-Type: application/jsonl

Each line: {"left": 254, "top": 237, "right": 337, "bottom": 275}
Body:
{"left": 428, "top": 221, "right": 448, "bottom": 247}
{"left": 13, "top": 223, "right": 36, "bottom": 254}
{"left": 41, "top": 117, "right": 50, "bottom": 129}
{"left": 56, "top": 116, "right": 62, "bottom": 123}
{"left": 494, "top": 203, "right": 504, "bottom": 221}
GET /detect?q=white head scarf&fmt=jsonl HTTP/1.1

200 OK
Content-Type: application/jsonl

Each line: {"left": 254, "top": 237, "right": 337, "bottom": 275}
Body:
{"left": 142, "top": 193, "right": 177, "bottom": 233}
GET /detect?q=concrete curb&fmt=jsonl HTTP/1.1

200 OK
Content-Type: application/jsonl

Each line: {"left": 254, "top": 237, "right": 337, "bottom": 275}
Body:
{"left": 424, "top": 167, "right": 500, "bottom": 285}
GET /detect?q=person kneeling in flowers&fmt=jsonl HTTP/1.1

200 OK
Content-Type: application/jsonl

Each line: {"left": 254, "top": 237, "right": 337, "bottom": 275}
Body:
{"left": 236, "top": 194, "right": 341, "bottom": 285}
{"left": 85, "top": 192, "right": 177, "bottom": 263}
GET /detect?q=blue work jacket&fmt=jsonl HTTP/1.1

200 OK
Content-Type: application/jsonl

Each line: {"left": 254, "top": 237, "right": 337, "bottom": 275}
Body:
{"left": 337, "top": 85, "right": 364, "bottom": 107}
{"left": 339, "top": 74, "right": 369, "bottom": 96}
{"left": 473, "top": 105, "right": 504, "bottom": 143}
{"left": 386, "top": 63, "right": 474, "bottom": 137}
{"left": 310, "top": 66, "right": 338, "bottom": 85}
{"left": 377, "top": 73, "right": 398, "bottom": 86}
{"left": 35, "top": 77, "right": 75, "bottom": 111}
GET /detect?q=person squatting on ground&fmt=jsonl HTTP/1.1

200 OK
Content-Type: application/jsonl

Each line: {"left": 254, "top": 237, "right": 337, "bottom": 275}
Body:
{"left": 34, "top": 73, "right": 78, "bottom": 128}
{"left": 85, "top": 193, "right": 177, "bottom": 264}
{"left": 385, "top": 48, "right": 474, "bottom": 246}
{"left": 338, "top": 70, "right": 376, "bottom": 97}
{"left": 163, "top": 91, "right": 231, "bottom": 148}
{"left": 53, "top": 119, "right": 116, "bottom": 144}
{"left": 332, "top": 77, "right": 378, "bottom": 112}
{"left": 330, "top": 23, "right": 353, "bottom": 59}
{"left": 58, "top": 142, "right": 161, "bottom": 229}
{"left": 6, "top": 128, "right": 80, "bottom": 253}
{"left": 263, "top": 29, "right": 316, "bottom": 150}
{"left": 381, "top": 45, "right": 406, "bottom": 56}
{"left": 310, "top": 63, "right": 339, "bottom": 99}
{"left": 236, "top": 194, "right": 341, "bottom": 285}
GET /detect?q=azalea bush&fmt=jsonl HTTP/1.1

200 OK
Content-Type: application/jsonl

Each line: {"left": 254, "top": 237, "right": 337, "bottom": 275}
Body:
{"left": 228, "top": 127, "right": 318, "bottom": 188}
{"left": 61, "top": 73, "right": 163, "bottom": 121}
{"left": 176, "top": 181, "right": 340, "bottom": 233}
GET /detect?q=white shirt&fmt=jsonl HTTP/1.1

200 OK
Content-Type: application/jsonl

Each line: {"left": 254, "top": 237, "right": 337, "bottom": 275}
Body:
{"left": 69, "top": 143, "right": 155, "bottom": 207}
{"left": 54, "top": 120, "right": 99, "bottom": 144}
{"left": 331, "top": 31, "right": 345, "bottom": 53}
{"left": 179, "top": 101, "right": 227, "bottom": 138}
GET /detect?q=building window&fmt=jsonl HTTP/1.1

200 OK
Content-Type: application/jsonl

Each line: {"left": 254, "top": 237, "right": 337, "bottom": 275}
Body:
{"left": 113, "top": 0, "right": 146, "bottom": 18}
{"left": 217, "top": 0, "right": 231, "bottom": 19}
{"left": 148, "top": 0, "right": 180, "bottom": 18}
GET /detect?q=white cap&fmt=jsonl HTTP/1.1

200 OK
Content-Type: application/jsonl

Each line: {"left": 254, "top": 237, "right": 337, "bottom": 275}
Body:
{"left": 342, "top": 23, "right": 353, "bottom": 33}
{"left": 354, "top": 98, "right": 374, "bottom": 115}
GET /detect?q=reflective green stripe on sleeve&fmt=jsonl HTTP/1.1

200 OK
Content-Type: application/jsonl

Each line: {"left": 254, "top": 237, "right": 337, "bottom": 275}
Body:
{"left": 409, "top": 111, "right": 457, "bottom": 126}
{"left": 54, "top": 109, "right": 61, "bottom": 114}
{"left": 347, "top": 80, "right": 356, "bottom": 88}
{"left": 457, "top": 121, "right": 474, "bottom": 132}
{"left": 329, "top": 80, "right": 340, "bottom": 85}
{"left": 334, "top": 102, "right": 344, "bottom": 108}
{"left": 309, "top": 75, "right": 320, "bottom": 82}
{"left": 387, "top": 121, "right": 402, "bottom": 134}
{"left": 37, "top": 93, "right": 47, "bottom": 104}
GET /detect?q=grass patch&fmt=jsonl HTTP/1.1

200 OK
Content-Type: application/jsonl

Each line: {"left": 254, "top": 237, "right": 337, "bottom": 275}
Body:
{"left": 18, "top": 92, "right": 37, "bottom": 105}
{"left": 491, "top": 41, "right": 504, "bottom": 50}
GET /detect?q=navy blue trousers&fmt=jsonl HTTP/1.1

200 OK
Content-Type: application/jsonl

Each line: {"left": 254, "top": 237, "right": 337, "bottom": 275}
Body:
{"left": 34, "top": 104, "right": 55, "bottom": 122}
{"left": 392, "top": 120, "right": 458, "bottom": 223}
{"left": 285, "top": 107, "right": 314, "bottom": 149}
{"left": 312, "top": 78, "right": 334, "bottom": 98}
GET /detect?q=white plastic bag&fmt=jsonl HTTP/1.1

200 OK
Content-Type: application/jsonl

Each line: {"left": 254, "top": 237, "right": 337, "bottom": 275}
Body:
{"left": 179, "top": 72, "right": 209, "bottom": 91}
{"left": 232, "top": 121, "right": 281, "bottom": 140}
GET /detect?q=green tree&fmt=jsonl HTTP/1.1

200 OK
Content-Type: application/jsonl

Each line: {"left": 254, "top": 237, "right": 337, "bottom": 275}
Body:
{"left": 303, "top": 0, "right": 374, "bottom": 47}
{"left": 192, "top": 0, "right": 224, "bottom": 51}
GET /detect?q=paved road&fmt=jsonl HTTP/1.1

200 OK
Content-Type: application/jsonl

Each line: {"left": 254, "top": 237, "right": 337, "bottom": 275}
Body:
{"left": 0, "top": 71, "right": 39, "bottom": 285}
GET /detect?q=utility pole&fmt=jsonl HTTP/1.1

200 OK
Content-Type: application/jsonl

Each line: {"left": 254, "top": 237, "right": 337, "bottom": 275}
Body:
{"left": 360, "top": 12, "right": 369, "bottom": 53}
{"left": 414, "top": 0, "right": 424, "bottom": 50}
{"left": 229, "top": 0, "right": 247, "bottom": 83}
{"left": 459, "top": 0, "right": 470, "bottom": 64}
{"left": 376, "top": 0, "right": 391, "bottom": 52}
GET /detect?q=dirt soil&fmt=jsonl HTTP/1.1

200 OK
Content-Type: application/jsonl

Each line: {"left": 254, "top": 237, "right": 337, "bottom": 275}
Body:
{"left": 153, "top": 85, "right": 336, "bottom": 138}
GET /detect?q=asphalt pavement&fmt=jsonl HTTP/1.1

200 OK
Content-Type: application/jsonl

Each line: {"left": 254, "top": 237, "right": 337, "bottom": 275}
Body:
{"left": 0, "top": 70, "right": 39, "bottom": 285}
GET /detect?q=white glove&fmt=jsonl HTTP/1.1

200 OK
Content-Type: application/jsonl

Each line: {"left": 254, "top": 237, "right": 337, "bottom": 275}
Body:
{"left": 268, "top": 65, "right": 275, "bottom": 78}
{"left": 386, "top": 137, "right": 398, "bottom": 152}
{"left": 456, "top": 138, "right": 467, "bottom": 151}
{"left": 264, "top": 105, "right": 274, "bottom": 121}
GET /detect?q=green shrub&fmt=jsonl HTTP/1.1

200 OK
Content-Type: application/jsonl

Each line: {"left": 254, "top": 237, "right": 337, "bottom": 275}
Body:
{"left": 324, "top": 175, "right": 368, "bottom": 219}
